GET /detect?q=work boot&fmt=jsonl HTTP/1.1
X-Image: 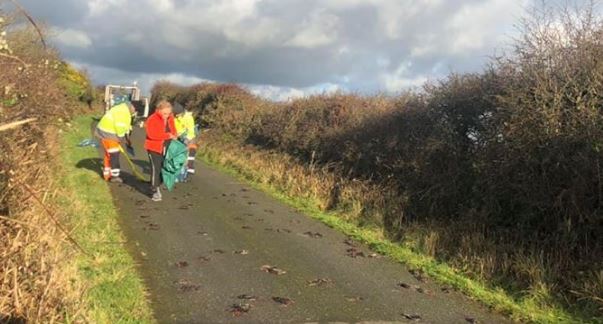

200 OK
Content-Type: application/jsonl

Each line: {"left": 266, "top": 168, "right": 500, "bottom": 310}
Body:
{"left": 151, "top": 188, "right": 162, "bottom": 202}
{"left": 110, "top": 176, "right": 123, "bottom": 184}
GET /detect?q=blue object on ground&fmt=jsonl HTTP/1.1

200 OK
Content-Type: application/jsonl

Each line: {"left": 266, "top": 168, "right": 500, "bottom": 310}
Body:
{"left": 77, "top": 139, "right": 99, "bottom": 148}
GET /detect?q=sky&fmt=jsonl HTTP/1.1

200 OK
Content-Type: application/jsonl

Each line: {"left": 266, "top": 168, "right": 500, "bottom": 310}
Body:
{"left": 10, "top": 0, "right": 536, "bottom": 100}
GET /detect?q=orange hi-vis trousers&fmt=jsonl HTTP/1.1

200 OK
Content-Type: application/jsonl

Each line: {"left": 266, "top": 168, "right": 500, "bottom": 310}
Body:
{"left": 101, "top": 138, "right": 121, "bottom": 181}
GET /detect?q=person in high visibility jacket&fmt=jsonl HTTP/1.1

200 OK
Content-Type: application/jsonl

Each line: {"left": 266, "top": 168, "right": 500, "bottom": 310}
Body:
{"left": 173, "top": 103, "right": 198, "bottom": 177}
{"left": 94, "top": 101, "right": 136, "bottom": 183}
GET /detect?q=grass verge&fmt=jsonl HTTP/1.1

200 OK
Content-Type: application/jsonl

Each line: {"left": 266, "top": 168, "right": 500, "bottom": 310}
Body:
{"left": 199, "top": 140, "right": 591, "bottom": 324}
{"left": 58, "top": 115, "right": 153, "bottom": 323}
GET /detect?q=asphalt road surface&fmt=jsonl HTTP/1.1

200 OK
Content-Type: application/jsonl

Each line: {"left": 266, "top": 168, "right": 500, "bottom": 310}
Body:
{"left": 108, "top": 129, "right": 510, "bottom": 323}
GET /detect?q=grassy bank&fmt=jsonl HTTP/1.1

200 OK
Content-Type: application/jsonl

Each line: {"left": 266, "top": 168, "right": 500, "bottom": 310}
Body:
{"left": 58, "top": 115, "right": 153, "bottom": 323}
{"left": 200, "top": 137, "right": 593, "bottom": 324}
{"left": 1, "top": 12, "right": 112, "bottom": 321}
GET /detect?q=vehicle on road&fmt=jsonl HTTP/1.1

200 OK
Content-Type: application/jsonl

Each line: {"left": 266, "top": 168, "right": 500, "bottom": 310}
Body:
{"left": 104, "top": 83, "right": 150, "bottom": 118}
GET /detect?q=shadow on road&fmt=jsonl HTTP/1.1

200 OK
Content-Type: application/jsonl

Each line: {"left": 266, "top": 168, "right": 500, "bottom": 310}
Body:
{"left": 132, "top": 159, "right": 151, "bottom": 174}
{"left": 76, "top": 158, "right": 151, "bottom": 196}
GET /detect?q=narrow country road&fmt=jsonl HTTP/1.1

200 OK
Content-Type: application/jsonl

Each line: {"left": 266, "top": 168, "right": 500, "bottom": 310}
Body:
{"left": 107, "top": 128, "right": 509, "bottom": 323}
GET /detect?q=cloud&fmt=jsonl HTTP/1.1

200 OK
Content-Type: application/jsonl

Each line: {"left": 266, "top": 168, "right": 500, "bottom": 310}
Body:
{"left": 14, "top": 0, "right": 539, "bottom": 95}
{"left": 250, "top": 82, "right": 341, "bottom": 101}
{"left": 74, "top": 62, "right": 210, "bottom": 94}
{"left": 446, "top": 0, "right": 527, "bottom": 54}
{"left": 380, "top": 60, "right": 429, "bottom": 92}
{"left": 78, "top": 61, "right": 342, "bottom": 102}
{"left": 12, "top": 0, "right": 89, "bottom": 27}
{"left": 52, "top": 28, "right": 92, "bottom": 49}
{"left": 285, "top": 10, "right": 339, "bottom": 48}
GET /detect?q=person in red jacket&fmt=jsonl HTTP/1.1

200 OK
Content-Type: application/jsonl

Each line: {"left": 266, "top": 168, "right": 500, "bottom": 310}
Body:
{"left": 145, "top": 100, "right": 177, "bottom": 201}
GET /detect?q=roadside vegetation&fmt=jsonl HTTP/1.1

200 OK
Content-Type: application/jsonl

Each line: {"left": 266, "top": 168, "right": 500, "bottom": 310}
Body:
{"left": 59, "top": 115, "right": 154, "bottom": 323}
{"left": 0, "top": 7, "right": 151, "bottom": 323}
{"left": 152, "top": 3, "right": 603, "bottom": 322}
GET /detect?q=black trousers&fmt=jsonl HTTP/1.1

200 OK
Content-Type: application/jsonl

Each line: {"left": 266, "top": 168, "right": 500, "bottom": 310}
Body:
{"left": 148, "top": 151, "right": 164, "bottom": 190}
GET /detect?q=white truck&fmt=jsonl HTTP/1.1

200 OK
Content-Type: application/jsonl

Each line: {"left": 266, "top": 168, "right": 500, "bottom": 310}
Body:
{"left": 103, "top": 84, "right": 150, "bottom": 118}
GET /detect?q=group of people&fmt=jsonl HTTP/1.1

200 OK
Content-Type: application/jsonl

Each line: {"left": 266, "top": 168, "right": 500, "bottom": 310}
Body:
{"left": 94, "top": 100, "right": 198, "bottom": 202}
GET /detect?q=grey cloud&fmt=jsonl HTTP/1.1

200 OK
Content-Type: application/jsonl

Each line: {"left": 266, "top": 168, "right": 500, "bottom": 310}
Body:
{"left": 16, "top": 0, "right": 88, "bottom": 27}
{"left": 10, "top": 0, "right": 544, "bottom": 94}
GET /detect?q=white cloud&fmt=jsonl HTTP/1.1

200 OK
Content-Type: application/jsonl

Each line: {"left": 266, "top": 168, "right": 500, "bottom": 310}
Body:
{"left": 285, "top": 10, "right": 340, "bottom": 48}
{"left": 381, "top": 61, "right": 429, "bottom": 92}
{"left": 149, "top": 0, "right": 173, "bottom": 12}
{"left": 250, "top": 85, "right": 306, "bottom": 101}
{"left": 447, "top": 0, "right": 526, "bottom": 54}
{"left": 53, "top": 28, "right": 92, "bottom": 48}
{"left": 88, "top": 0, "right": 120, "bottom": 16}
{"left": 223, "top": 17, "right": 281, "bottom": 47}
{"left": 250, "top": 83, "right": 341, "bottom": 101}
{"left": 375, "top": 0, "right": 445, "bottom": 40}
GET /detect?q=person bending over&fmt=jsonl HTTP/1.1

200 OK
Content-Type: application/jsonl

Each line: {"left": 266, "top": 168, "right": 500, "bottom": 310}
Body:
{"left": 95, "top": 101, "right": 136, "bottom": 183}
{"left": 144, "top": 101, "right": 177, "bottom": 201}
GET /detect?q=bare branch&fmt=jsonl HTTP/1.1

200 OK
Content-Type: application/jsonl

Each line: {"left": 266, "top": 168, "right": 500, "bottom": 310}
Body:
{"left": 0, "top": 51, "right": 27, "bottom": 66}
{"left": 0, "top": 118, "right": 37, "bottom": 132}
{"left": 5, "top": 0, "right": 47, "bottom": 49}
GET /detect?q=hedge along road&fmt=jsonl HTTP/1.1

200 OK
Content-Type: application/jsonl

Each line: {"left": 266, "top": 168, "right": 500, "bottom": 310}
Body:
{"left": 106, "top": 128, "right": 510, "bottom": 323}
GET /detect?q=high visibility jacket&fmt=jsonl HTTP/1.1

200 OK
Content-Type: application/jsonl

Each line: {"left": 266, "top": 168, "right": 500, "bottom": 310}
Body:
{"left": 175, "top": 112, "right": 196, "bottom": 141}
{"left": 97, "top": 103, "right": 132, "bottom": 138}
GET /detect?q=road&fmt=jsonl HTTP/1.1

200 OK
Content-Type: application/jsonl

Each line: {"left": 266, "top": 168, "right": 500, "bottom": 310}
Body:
{"left": 108, "top": 129, "right": 510, "bottom": 323}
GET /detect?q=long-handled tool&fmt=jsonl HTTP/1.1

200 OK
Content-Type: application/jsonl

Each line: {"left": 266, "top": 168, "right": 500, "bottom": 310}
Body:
{"left": 118, "top": 145, "right": 147, "bottom": 181}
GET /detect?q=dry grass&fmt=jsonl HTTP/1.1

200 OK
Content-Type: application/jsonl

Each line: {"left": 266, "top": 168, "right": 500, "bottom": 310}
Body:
{"left": 0, "top": 126, "right": 87, "bottom": 323}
